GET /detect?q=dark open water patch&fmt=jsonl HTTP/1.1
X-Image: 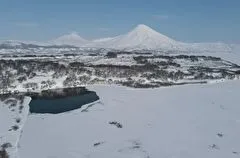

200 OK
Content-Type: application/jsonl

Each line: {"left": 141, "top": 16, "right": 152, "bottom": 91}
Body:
{"left": 27, "top": 87, "right": 100, "bottom": 114}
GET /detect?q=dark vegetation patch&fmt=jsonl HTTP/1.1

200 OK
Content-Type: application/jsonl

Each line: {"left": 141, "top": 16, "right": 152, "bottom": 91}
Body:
{"left": 0, "top": 95, "right": 24, "bottom": 105}
{"left": 233, "top": 151, "right": 239, "bottom": 155}
{"left": 105, "top": 52, "right": 117, "bottom": 58}
{"left": 109, "top": 121, "right": 123, "bottom": 128}
{"left": 93, "top": 142, "right": 105, "bottom": 147}
{"left": 15, "top": 118, "right": 21, "bottom": 123}
{"left": 11, "top": 125, "right": 19, "bottom": 131}
{"left": 217, "top": 133, "right": 224, "bottom": 138}
{"left": 131, "top": 141, "right": 142, "bottom": 149}
{"left": 27, "top": 87, "right": 91, "bottom": 100}
{"left": 209, "top": 144, "right": 220, "bottom": 150}
{"left": 1, "top": 143, "right": 12, "bottom": 150}
{"left": 0, "top": 148, "right": 9, "bottom": 158}
{"left": 19, "top": 105, "right": 24, "bottom": 111}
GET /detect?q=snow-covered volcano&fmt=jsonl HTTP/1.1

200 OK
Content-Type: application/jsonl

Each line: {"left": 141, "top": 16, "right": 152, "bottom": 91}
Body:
{"left": 51, "top": 32, "right": 89, "bottom": 46}
{"left": 91, "top": 24, "right": 234, "bottom": 52}
{"left": 91, "top": 24, "right": 179, "bottom": 50}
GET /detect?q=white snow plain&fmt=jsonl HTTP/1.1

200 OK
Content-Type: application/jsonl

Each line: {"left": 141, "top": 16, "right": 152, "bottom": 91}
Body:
{"left": 18, "top": 81, "right": 240, "bottom": 158}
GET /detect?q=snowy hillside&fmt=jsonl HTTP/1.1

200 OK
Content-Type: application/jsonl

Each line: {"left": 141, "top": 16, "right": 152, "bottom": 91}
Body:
{"left": 18, "top": 81, "right": 240, "bottom": 158}
{"left": 50, "top": 32, "right": 89, "bottom": 46}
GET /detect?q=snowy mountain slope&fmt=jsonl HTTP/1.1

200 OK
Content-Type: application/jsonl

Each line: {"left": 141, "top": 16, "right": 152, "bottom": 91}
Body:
{"left": 89, "top": 24, "right": 180, "bottom": 50}
{"left": 87, "top": 24, "right": 235, "bottom": 52}
{"left": 19, "top": 81, "right": 240, "bottom": 158}
{"left": 50, "top": 32, "right": 89, "bottom": 46}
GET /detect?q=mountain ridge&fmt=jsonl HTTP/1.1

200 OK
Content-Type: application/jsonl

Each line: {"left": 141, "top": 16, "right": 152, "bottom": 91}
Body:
{"left": 0, "top": 24, "right": 238, "bottom": 52}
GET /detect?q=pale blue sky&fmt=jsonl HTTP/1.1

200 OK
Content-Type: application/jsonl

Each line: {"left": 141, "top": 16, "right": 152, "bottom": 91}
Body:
{"left": 0, "top": 0, "right": 240, "bottom": 43}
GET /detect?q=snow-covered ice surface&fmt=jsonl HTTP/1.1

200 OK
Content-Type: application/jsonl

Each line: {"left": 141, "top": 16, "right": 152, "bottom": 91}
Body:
{"left": 19, "top": 81, "right": 240, "bottom": 158}
{"left": 0, "top": 97, "right": 31, "bottom": 158}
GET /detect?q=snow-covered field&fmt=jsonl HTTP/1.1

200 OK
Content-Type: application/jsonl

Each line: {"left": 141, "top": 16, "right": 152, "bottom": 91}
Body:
{"left": 0, "top": 96, "right": 31, "bottom": 158}
{"left": 18, "top": 81, "right": 240, "bottom": 158}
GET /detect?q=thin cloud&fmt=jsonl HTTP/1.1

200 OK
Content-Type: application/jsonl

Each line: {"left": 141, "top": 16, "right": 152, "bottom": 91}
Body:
{"left": 15, "top": 22, "right": 39, "bottom": 27}
{"left": 152, "top": 14, "right": 169, "bottom": 20}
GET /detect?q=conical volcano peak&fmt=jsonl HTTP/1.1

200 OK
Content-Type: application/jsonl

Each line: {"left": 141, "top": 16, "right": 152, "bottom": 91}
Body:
{"left": 58, "top": 32, "right": 87, "bottom": 41}
{"left": 95, "top": 24, "right": 178, "bottom": 50}
{"left": 69, "top": 32, "right": 81, "bottom": 37}
{"left": 51, "top": 32, "right": 88, "bottom": 46}
{"left": 135, "top": 24, "right": 152, "bottom": 29}
{"left": 131, "top": 24, "right": 158, "bottom": 34}
{"left": 129, "top": 24, "right": 174, "bottom": 41}
{"left": 124, "top": 24, "right": 176, "bottom": 44}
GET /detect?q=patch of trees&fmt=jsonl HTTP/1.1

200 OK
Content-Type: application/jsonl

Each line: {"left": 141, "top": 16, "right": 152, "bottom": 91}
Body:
{"left": 23, "top": 82, "right": 39, "bottom": 91}
{"left": 41, "top": 80, "right": 56, "bottom": 89}
{"left": 120, "top": 81, "right": 160, "bottom": 88}
{"left": 133, "top": 55, "right": 222, "bottom": 63}
{"left": 0, "top": 146, "right": 9, "bottom": 158}
{"left": 29, "top": 87, "right": 91, "bottom": 99}
{"left": 63, "top": 53, "right": 78, "bottom": 57}
{"left": 105, "top": 52, "right": 117, "bottom": 58}
{"left": 17, "top": 76, "right": 27, "bottom": 83}
{"left": 63, "top": 74, "right": 79, "bottom": 87}
{"left": 69, "top": 62, "right": 85, "bottom": 68}
{"left": 141, "top": 70, "right": 184, "bottom": 81}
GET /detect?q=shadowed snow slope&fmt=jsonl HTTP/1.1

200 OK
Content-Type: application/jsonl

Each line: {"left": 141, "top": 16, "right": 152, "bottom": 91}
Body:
{"left": 19, "top": 81, "right": 240, "bottom": 158}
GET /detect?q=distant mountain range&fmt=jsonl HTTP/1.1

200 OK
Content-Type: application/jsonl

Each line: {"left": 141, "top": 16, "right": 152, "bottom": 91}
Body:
{"left": 0, "top": 24, "right": 239, "bottom": 52}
